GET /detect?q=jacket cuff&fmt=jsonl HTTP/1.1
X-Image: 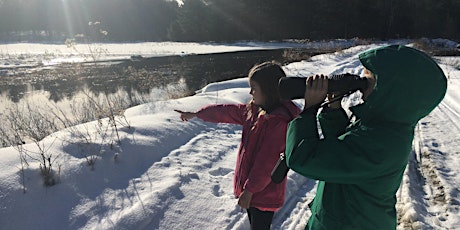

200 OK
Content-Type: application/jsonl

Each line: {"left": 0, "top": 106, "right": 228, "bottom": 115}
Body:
{"left": 301, "top": 105, "right": 320, "bottom": 116}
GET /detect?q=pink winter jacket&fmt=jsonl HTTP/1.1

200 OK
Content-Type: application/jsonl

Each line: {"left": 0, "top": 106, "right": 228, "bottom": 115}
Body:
{"left": 196, "top": 101, "right": 300, "bottom": 210}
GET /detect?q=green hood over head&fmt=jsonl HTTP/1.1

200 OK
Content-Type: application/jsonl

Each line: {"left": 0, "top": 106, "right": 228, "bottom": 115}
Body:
{"left": 356, "top": 45, "right": 447, "bottom": 125}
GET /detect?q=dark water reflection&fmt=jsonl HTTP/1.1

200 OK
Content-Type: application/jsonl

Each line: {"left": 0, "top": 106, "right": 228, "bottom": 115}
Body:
{"left": 0, "top": 49, "right": 296, "bottom": 104}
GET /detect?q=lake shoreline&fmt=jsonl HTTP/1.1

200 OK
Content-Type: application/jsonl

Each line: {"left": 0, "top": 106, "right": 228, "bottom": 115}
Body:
{"left": 0, "top": 47, "right": 333, "bottom": 103}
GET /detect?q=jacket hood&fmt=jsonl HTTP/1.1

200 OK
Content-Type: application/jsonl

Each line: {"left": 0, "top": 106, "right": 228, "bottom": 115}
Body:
{"left": 354, "top": 45, "right": 447, "bottom": 125}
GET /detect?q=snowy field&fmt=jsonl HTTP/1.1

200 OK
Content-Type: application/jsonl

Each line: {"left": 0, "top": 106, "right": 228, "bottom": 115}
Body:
{"left": 0, "top": 42, "right": 459, "bottom": 229}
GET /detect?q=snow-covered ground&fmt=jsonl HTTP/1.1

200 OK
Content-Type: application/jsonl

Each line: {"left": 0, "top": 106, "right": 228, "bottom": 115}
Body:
{"left": 0, "top": 42, "right": 459, "bottom": 229}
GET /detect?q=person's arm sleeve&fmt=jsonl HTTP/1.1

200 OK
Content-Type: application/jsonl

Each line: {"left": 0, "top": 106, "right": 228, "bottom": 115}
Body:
{"left": 244, "top": 119, "right": 288, "bottom": 194}
{"left": 318, "top": 108, "right": 349, "bottom": 138}
{"left": 196, "top": 104, "right": 246, "bottom": 125}
{"left": 285, "top": 113, "right": 411, "bottom": 184}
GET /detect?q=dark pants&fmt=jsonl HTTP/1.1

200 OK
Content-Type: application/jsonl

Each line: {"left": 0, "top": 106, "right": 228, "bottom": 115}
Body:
{"left": 246, "top": 207, "right": 275, "bottom": 230}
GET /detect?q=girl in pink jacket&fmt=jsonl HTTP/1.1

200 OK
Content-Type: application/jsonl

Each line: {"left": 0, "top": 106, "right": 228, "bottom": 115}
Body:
{"left": 175, "top": 61, "right": 300, "bottom": 229}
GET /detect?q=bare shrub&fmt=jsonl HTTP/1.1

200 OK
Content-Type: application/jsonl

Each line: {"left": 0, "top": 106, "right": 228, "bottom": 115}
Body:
{"left": 0, "top": 88, "right": 140, "bottom": 185}
{"left": 413, "top": 38, "right": 460, "bottom": 56}
{"left": 56, "top": 90, "right": 136, "bottom": 168}
{"left": 0, "top": 107, "right": 61, "bottom": 187}
{"left": 161, "top": 77, "right": 189, "bottom": 99}
{"left": 282, "top": 48, "right": 312, "bottom": 63}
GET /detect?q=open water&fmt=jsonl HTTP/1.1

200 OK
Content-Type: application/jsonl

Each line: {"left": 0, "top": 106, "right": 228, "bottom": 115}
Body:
{"left": 0, "top": 41, "right": 351, "bottom": 114}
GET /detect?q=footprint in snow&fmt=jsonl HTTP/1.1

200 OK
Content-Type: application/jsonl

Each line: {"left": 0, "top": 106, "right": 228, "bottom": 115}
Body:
{"left": 212, "top": 184, "right": 224, "bottom": 197}
{"left": 209, "top": 167, "right": 233, "bottom": 177}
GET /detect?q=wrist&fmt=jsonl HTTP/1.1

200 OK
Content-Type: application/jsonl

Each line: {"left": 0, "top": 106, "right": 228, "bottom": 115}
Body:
{"left": 302, "top": 105, "right": 319, "bottom": 115}
{"left": 322, "top": 106, "right": 342, "bottom": 113}
{"left": 244, "top": 190, "right": 253, "bottom": 196}
{"left": 327, "top": 102, "right": 342, "bottom": 109}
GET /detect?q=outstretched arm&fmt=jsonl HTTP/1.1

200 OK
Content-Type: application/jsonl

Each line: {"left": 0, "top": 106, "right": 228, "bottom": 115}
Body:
{"left": 174, "top": 109, "right": 197, "bottom": 121}
{"left": 176, "top": 104, "right": 246, "bottom": 125}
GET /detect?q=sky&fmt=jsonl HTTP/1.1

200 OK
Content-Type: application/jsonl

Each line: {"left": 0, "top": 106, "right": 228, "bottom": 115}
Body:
{"left": 0, "top": 41, "right": 459, "bottom": 229}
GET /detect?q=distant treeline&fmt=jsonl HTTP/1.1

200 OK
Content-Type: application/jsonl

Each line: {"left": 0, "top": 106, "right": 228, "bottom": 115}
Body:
{"left": 0, "top": 0, "right": 459, "bottom": 42}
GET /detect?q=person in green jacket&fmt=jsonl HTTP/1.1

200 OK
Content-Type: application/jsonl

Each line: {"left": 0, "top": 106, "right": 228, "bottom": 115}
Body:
{"left": 284, "top": 45, "right": 447, "bottom": 229}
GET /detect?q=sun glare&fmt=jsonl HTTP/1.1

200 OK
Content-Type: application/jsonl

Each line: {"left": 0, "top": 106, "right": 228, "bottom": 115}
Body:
{"left": 60, "top": 0, "right": 75, "bottom": 37}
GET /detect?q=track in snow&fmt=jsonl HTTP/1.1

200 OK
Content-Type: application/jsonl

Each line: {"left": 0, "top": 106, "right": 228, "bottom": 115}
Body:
{"left": 398, "top": 96, "right": 460, "bottom": 229}
{"left": 145, "top": 123, "right": 245, "bottom": 229}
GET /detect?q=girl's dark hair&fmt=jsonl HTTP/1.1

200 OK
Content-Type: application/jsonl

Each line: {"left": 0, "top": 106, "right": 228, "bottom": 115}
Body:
{"left": 248, "top": 61, "right": 286, "bottom": 111}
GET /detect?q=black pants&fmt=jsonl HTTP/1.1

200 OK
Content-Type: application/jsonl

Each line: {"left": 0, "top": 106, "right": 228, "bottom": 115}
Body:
{"left": 246, "top": 207, "right": 275, "bottom": 230}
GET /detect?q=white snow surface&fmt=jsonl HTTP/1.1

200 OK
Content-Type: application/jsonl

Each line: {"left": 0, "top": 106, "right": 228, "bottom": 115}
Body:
{"left": 1, "top": 43, "right": 459, "bottom": 230}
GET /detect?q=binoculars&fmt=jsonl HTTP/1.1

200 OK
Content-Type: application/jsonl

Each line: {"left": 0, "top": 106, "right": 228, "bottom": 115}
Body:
{"left": 278, "top": 73, "right": 368, "bottom": 100}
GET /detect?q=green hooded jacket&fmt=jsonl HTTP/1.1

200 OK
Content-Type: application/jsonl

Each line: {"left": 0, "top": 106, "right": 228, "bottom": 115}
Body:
{"left": 285, "top": 45, "right": 447, "bottom": 229}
